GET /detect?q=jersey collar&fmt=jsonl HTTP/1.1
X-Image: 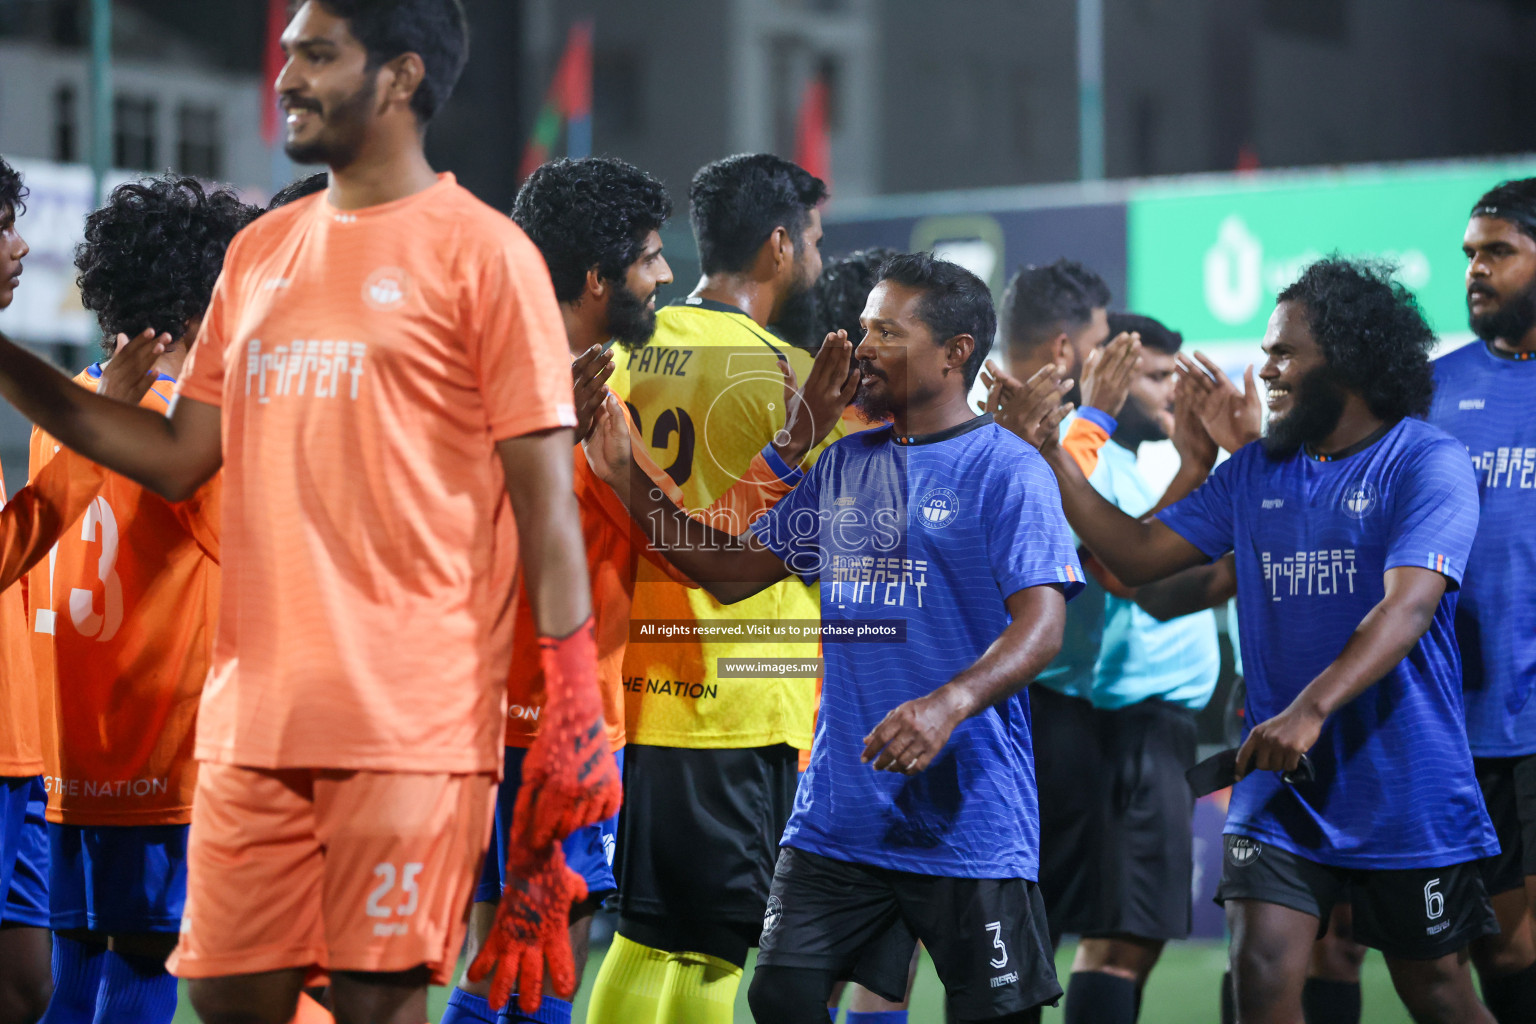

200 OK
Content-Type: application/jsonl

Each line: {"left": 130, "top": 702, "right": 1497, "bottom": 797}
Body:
{"left": 1484, "top": 340, "right": 1536, "bottom": 361}
{"left": 890, "top": 414, "right": 993, "bottom": 447}
{"left": 1304, "top": 420, "right": 1394, "bottom": 463}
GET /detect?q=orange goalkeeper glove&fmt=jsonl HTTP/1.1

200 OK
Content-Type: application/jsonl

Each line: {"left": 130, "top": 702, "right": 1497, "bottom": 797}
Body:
{"left": 510, "top": 616, "right": 622, "bottom": 854}
{"left": 467, "top": 842, "right": 587, "bottom": 1013}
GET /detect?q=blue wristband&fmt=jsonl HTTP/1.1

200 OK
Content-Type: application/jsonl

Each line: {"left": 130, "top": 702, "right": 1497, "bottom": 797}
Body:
{"left": 761, "top": 443, "right": 805, "bottom": 485}
{"left": 1075, "top": 406, "right": 1117, "bottom": 435}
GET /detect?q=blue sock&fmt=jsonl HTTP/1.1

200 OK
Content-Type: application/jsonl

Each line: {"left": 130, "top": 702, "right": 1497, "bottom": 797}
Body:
{"left": 441, "top": 987, "right": 497, "bottom": 1024}
{"left": 39, "top": 935, "right": 105, "bottom": 1024}
{"left": 828, "top": 1010, "right": 840, "bottom": 1022}
{"left": 498, "top": 995, "right": 572, "bottom": 1024}
{"left": 92, "top": 951, "right": 177, "bottom": 1024}
{"left": 847, "top": 1013, "right": 908, "bottom": 1024}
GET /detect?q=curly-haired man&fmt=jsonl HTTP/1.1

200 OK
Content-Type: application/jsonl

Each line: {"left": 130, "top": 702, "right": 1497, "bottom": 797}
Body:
{"left": 0, "top": 174, "right": 255, "bottom": 1024}
{"left": 1014, "top": 256, "right": 1501, "bottom": 1024}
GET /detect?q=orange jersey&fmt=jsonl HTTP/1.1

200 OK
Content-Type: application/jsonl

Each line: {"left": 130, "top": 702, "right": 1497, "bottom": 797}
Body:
{"left": 25, "top": 367, "right": 219, "bottom": 824}
{"left": 503, "top": 407, "right": 796, "bottom": 750}
{"left": 177, "top": 174, "right": 574, "bottom": 774}
{"left": 0, "top": 459, "right": 42, "bottom": 777}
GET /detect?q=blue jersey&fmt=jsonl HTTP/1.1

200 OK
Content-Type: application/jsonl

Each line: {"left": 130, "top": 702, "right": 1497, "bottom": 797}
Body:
{"left": 752, "top": 417, "right": 1083, "bottom": 878}
{"left": 1428, "top": 341, "right": 1536, "bottom": 757}
{"left": 1158, "top": 419, "right": 1495, "bottom": 869}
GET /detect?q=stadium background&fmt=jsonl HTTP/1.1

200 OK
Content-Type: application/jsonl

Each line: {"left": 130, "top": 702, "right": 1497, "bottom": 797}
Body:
{"left": 2, "top": 1, "right": 1532, "bottom": 1020}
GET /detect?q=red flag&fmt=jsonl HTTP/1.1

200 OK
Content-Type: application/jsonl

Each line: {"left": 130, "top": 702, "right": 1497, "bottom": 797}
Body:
{"left": 518, "top": 20, "right": 594, "bottom": 182}
{"left": 794, "top": 75, "right": 832, "bottom": 190}
{"left": 261, "top": 0, "right": 288, "bottom": 146}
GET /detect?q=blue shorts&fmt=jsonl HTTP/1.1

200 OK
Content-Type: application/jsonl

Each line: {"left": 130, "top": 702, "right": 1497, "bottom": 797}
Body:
{"left": 49, "top": 822, "right": 189, "bottom": 933}
{"left": 475, "top": 746, "right": 623, "bottom": 905}
{"left": 0, "top": 777, "right": 48, "bottom": 928}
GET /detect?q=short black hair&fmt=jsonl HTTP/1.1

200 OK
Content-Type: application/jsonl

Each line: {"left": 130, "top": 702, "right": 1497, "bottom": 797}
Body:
{"left": 1000, "top": 258, "right": 1111, "bottom": 352}
{"left": 1106, "top": 311, "right": 1182, "bottom": 355}
{"left": 315, "top": 0, "right": 468, "bottom": 123}
{"left": 816, "top": 247, "right": 898, "bottom": 342}
{"left": 877, "top": 252, "right": 996, "bottom": 389}
{"left": 689, "top": 154, "right": 827, "bottom": 275}
{"left": 512, "top": 157, "right": 673, "bottom": 303}
{"left": 75, "top": 175, "right": 260, "bottom": 353}
{"left": 1471, "top": 177, "right": 1536, "bottom": 241}
{"left": 0, "top": 156, "right": 26, "bottom": 217}
{"left": 269, "top": 171, "right": 329, "bottom": 210}
{"left": 1276, "top": 256, "right": 1436, "bottom": 421}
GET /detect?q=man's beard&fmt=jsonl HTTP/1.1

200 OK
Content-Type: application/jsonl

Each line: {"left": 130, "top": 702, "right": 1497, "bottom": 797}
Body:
{"left": 606, "top": 283, "right": 657, "bottom": 352}
{"left": 283, "top": 78, "right": 374, "bottom": 167}
{"left": 770, "top": 275, "right": 820, "bottom": 352}
{"left": 852, "top": 361, "right": 894, "bottom": 423}
{"left": 1262, "top": 365, "right": 1348, "bottom": 459}
{"left": 1118, "top": 393, "right": 1168, "bottom": 446}
{"left": 1469, "top": 276, "right": 1536, "bottom": 344}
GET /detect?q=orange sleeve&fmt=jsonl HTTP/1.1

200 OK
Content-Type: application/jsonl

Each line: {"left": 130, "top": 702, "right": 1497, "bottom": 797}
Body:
{"left": 467, "top": 227, "right": 577, "bottom": 440}
{"left": 0, "top": 439, "right": 106, "bottom": 592}
{"left": 175, "top": 259, "right": 236, "bottom": 408}
{"left": 1061, "top": 417, "right": 1111, "bottom": 478}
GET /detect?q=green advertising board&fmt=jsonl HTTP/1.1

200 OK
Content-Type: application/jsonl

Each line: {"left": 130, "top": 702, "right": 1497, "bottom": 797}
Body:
{"left": 1127, "top": 158, "right": 1536, "bottom": 347}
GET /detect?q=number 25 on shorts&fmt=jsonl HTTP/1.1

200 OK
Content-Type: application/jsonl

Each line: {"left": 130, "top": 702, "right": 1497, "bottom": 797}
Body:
{"left": 367, "top": 861, "right": 424, "bottom": 936}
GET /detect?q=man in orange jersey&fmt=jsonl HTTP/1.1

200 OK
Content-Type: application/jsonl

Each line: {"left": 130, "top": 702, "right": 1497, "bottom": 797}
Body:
{"left": 0, "top": 156, "right": 50, "bottom": 1024}
{"left": 8, "top": 175, "right": 254, "bottom": 1024}
{"left": 442, "top": 155, "right": 856, "bottom": 1024}
{"left": 0, "top": 3, "right": 614, "bottom": 1023}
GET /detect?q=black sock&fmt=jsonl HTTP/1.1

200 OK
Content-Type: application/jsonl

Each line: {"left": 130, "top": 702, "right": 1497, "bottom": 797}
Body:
{"left": 1482, "top": 959, "right": 1536, "bottom": 1024}
{"left": 1220, "top": 970, "right": 1236, "bottom": 1024}
{"left": 1065, "top": 971, "right": 1138, "bottom": 1024}
{"left": 1302, "top": 977, "right": 1361, "bottom": 1024}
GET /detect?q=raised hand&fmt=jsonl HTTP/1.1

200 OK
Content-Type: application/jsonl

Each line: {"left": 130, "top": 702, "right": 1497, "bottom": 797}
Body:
{"left": 509, "top": 619, "right": 622, "bottom": 852}
{"left": 774, "top": 331, "right": 859, "bottom": 465}
{"left": 100, "top": 328, "right": 171, "bottom": 405}
{"left": 1177, "top": 351, "right": 1262, "bottom": 453}
{"left": 1170, "top": 368, "right": 1219, "bottom": 473}
{"left": 467, "top": 843, "right": 588, "bottom": 1014}
{"left": 582, "top": 393, "right": 633, "bottom": 489}
{"left": 978, "top": 358, "right": 1022, "bottom": 414}
{"left": 571, "top": 345, "right": 616, "bottom": 444}
{"left": 993, "top": 366, "right": 1074, "bottom": 453}
{"left": 1079, "top": 331, "right": 1140, "bottom": 418}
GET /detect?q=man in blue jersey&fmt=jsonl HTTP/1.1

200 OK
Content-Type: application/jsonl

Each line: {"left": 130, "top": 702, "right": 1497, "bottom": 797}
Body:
{"left": 1027, "top": 256, "right": 1499, "bottom": 1024}
{"left": 586, "top": 252, "right": 1082, "bottom": 1022}
{"left": 1424, "top": 177, "right": 1536, "bottom": 1024}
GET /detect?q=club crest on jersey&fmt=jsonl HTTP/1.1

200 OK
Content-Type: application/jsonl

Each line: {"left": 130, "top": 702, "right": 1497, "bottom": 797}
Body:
{"left": 762, "top": 895, "right": 783, "bottom": 938}
{"left": 916, "top": 487, "right": 960, "bottom": 530}
{"left": 1340, "top": 481, "right": 1378, "bottom": 519}
{"left": 362, "top": 267, "right": 410, "bottom": 310}
{"left": 1226, "top": 837, "right": 1262, "bottom": 867}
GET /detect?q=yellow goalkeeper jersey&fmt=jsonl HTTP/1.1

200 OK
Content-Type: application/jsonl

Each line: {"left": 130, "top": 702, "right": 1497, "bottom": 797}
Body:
{"left": 608, "top": 298, "right": 846, "bottom": 749}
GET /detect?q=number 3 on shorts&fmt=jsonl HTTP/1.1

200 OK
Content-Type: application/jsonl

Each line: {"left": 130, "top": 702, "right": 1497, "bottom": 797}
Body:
{"left": 367, "top": 861, "right": 425, "bottom": 919}
{"left": 986, "top": 920, "right": 1009, "bottom": 969}
{"left": 1423, "top": 878, "right": 1444, "bottom": 921}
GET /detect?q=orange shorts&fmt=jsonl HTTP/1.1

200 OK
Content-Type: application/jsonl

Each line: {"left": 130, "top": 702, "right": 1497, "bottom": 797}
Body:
{"left": 167, "top": 762, "right": 496, "bottom": 986}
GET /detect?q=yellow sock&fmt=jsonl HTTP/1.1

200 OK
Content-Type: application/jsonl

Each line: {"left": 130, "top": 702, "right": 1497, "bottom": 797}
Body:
{"left": 655, "top": 950, "right": 743, "bottom": 1024}
{"left": 586, "top": 933, "right": 673, "bottom": 1024}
